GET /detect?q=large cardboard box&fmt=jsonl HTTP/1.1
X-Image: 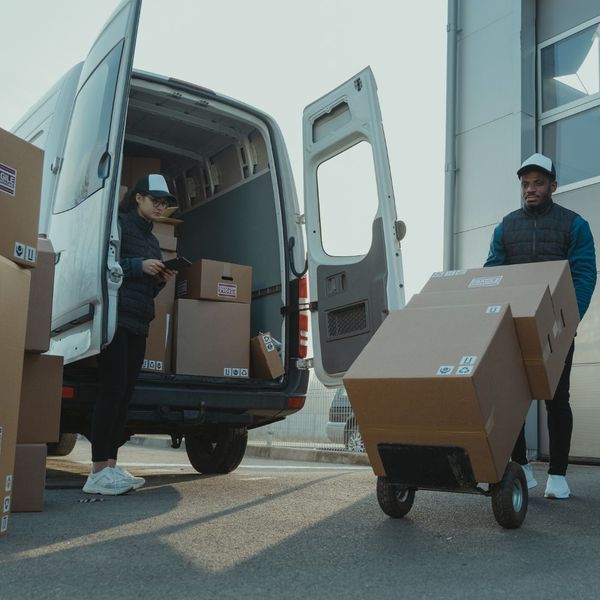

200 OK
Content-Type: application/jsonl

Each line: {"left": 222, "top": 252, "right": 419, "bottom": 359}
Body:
{"left": 17, "top": 354, "right": 63, "bottom": 444}
{"left": 343, "top": 304, "right": 532, "bottom": 484}
{"left": 174, "top": 299, "right": 250, "bottom": 377}
{"left": 11, "top": 444, "right": 46, "bottom": 512}
{"left": 250, "top": 332, "right": 285, "bottom": 379}
{"left": 121, "top": 156, "right": 162, "bottom": 190}
{"left": 0, "top": 128, "right": 43, "bottom": 268}
{"left": 176, "top": 259, "right": 252, "bottom": 304}
{"left": 141, "top": 304, "right": 173, "bottom": 374}
{"left": 0, "top": 256, "right": 31, "bottom": 536}
{"left": 25, "top": 237, "right": 56, "bottom": 352}
{"left": 407, "top": 284, "right": 562, "bottom": 399}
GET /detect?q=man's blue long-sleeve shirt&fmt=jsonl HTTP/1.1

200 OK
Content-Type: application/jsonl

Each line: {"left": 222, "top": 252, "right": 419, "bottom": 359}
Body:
{"left": 485, "top": 215, "right": 597, "bottom": 318}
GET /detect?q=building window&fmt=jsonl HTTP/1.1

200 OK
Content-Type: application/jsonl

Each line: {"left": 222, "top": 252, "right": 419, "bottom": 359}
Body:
{"left": 538, "top": 17, "right": 600, "bottom": 190}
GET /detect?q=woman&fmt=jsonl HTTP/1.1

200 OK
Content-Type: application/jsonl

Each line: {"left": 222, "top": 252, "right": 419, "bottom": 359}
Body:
{"left": 83, "top": 174, "right": 177, "bottom": 495}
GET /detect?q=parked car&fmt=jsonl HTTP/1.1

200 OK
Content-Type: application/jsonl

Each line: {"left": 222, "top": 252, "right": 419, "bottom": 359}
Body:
{"left": 326, "top": 387, "right": 365, "bottom": 452}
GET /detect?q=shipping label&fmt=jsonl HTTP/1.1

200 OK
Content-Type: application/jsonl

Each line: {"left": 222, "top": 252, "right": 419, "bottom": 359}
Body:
{"left": 1, "top": 515, "right": 8, "bottom": 533}
{"left": 460, "top": 355, "right": 477, "bottom": 366}
{"left": 436, "top": 365, "right": 455, "bottom": 376}
{"left": 217, "top": 282, "right": 238, "bottom": 299}
{"left": 469, "top": 275, "right": 503, "bottom": 288}
{"left": 456, "top": 366, "right": 474, "bottom": 375}
{"left": 485, "top": 305, "right": 502, "bottom": 314}
{"left": 0, "top": 162, "right": 16, "bottom": 196}
{"left": 223, "top": 367, "right": 249, "bottom": 378}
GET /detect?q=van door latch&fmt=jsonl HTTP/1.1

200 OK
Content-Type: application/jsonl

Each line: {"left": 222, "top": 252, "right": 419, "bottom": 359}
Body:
{"left": 50, "top": 157, "right": 63, "bottom": 175}
{"left": 108, "top": 266, "right": 123, "bottom": 284}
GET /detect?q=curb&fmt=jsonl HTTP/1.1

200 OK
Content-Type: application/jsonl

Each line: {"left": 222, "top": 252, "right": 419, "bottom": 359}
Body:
{"left": 127, "top": 435, "right": 370, "bottom": 466}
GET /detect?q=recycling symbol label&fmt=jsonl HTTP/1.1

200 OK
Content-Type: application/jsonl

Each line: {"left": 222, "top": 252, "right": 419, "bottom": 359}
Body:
{"left": 457, "top": 366, "right": 474, "bottom": 375}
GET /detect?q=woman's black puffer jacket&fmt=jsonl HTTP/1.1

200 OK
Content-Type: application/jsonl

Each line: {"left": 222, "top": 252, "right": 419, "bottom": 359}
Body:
{"left": 117, "top": 210, "right": 164, "bottom": 337}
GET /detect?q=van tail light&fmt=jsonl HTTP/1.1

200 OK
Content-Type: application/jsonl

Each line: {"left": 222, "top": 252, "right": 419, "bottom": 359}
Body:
{"left": 298, "top": 275, "right": 309, "bottom": 358}
{"left": 288, "top": 397, "right": 305, "bottom": 410}
{"left": 62, "top": 386, "right": 75, "bottom": 399}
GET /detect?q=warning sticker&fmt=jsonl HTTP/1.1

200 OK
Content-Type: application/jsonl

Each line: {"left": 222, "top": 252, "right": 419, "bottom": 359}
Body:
{"left": 224, "top": 367, "right": 249, "bottom": 378}
{"left": 3, "top": 496, "right": 10, "bottom": 514}
{"left": 1, "top": 515, "right": 8, "bottom": 533}
{"left": 25, "top": 245, "right": 36, "bottom": 263}
{"left": 469, "top": 275, "right": 503, "bottom": 288}
{"left": 5, "top": 475, "right": 12, "bottom": 492}
{"left": 217, "top": 282, "right": 238, "bottom": 299}
{"left": 486, "top": 305, "right": 502, "bottom": 314}
{"left": 456, "top": 365, "right": 474, "bottom": 375}
{"left": 436, "top": 365, "right": 455, "bottom": 376}
{"left": 460, "top": 355, "right": 477, "bottom": 366}
{"left": 13, "top": 242, "right": 26, "bottom": 261}
{"left": 0, "top": 163, "right": 16, "bottom": 196}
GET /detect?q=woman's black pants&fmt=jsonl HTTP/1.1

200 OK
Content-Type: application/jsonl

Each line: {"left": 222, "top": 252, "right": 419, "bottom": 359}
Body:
{"left": 91, "top": 327, "right": 146, "bottom": 462}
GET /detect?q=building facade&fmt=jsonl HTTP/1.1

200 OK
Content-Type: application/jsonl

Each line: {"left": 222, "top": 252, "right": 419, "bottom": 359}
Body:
{"left": 446, "top": 0, "right": 600, "bottom": 461}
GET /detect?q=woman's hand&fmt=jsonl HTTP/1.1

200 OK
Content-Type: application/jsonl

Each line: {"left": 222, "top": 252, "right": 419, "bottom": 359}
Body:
{"left": 142, "top": 259, "right": 165, "bottom": 276}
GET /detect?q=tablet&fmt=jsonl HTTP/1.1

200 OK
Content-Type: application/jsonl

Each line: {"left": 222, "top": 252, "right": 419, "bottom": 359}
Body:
{"left": 162, "top": 256, "right": 192, "bottom": 271}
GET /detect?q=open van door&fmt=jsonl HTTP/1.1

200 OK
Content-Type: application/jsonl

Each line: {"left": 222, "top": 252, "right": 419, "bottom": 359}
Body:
{"left": 48, "top": 0, "right": 141, "bottom": 364}
{"left": 303, "top": 67, "right": 406, "bottom": 387}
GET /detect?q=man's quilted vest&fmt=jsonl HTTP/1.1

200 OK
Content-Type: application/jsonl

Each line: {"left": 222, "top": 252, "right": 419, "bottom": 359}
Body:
{"left": 502, "top": 201, "right": 576, "bottom": 264}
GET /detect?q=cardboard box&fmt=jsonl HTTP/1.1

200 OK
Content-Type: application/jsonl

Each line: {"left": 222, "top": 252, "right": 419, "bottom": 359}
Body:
{"left": 155, "top": 231, "right": 177, "bottom": 252}
{"left": 11, "top": 444, "right": 46, "bottom": 512}
{"left": 121, "top": 156, "right": 162, "bottom": 190}
{"left": 17, "top": 354, "right": 64, "bottom": 444}
{"left": 25, "top": 237, "right": 56, "bottom": 352}
{"left": 343, "top": 304, "right": 532, "bottom": 483}
{"left": 141, "top": 304, "right": 173, "bottom": 374}
{"left": 0, "top": 256, "right": 31, "bottom": 535}
{"left": 407, "top": 285, "right": 562, "bottom": 399}
{"left": 174, "top": 299, "right": 250, "bottom": 377}
{"left": 177, "top": 259, "right": 252, "bottom": 304}
{"left": 251, "top": 332, "right": 285, "bottom": 379}
{"left": 0, "top": 128, "right": 43, "bottom": 268}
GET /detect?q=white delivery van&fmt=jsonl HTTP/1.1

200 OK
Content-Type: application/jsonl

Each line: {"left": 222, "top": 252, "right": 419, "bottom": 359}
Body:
{"left": 12, "top": 0, "right": 405, "bottom": 472}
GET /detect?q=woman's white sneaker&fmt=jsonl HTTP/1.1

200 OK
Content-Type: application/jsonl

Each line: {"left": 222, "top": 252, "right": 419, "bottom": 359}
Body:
{"left": 113, "top": 465, "right": 146, "bottom": 490}
{"left": 82, "top": 467, "right": 133, "bottom": 495}
{"left": 521, "top": 463, "right": 538, "bottom": 489}
{"left": 544, "top": 474, "right": 570, "bottom": 499}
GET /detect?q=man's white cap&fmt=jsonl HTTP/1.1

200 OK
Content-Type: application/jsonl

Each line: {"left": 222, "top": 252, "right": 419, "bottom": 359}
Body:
{"left": 517, "top": 153, "right": 556, "bottom": 181}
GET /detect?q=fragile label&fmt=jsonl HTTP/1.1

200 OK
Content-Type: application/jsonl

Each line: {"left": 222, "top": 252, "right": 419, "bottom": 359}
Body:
{"left": 436, "top": 365, "right": 454, "bottom": 376}
{"left": 456, "top": 365, "right": 474, "bottom": 375}
{"left": 5, "top": 475, "right": 12, "bottom": 492}
{"left": 486, "top": 305, "right": 502, "bottom": 314}
{"left": 2, "top": 496, "right": 10, "bottom": 514}
{"left": 1, "top": 515, "right": 8, "bottom": 533}
{"left": 460, "top": 355, "right": 477, "bottom": 366}
{"left": 0, "top": 162, "right": 16, "bottom": 196}
{"left": 469, "top": 275, "right": 503, "bottom": 288}
{"left": 223, "top": 367, "right": 249, "bottom": 378}
{"left": 13, "top": 242, "right": 36, "bottom": 264}
{"left": 217, "top": 282, "right": 238, "bottom": 299}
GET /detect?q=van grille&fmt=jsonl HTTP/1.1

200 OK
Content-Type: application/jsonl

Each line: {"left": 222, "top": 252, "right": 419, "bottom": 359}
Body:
{"left": 326, "top": 302, "right": 367, "bottom": 338}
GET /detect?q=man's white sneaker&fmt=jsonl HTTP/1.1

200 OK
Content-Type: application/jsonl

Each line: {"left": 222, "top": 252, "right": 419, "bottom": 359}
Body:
{"left": 82, "top": 467, "right": 133, "bottom": 495}
{"left": 113, "top": 465, "right": 145, "bottom": 490}
{"left": 544, "top": 474, "right": 570, "bottom": 499}
{"left": 521, "top": 463, "right": 538, "bottom": 489}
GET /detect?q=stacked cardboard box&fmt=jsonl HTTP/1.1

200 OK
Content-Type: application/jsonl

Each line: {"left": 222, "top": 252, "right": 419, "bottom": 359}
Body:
{"left": 343, "top": 261, "right": 579, "bottom": 486}
{"left": 174, "top": 259, "right": 252, "bottom": 377}
{"left": 250, "top": 332, "right": 284, "bottom": 380}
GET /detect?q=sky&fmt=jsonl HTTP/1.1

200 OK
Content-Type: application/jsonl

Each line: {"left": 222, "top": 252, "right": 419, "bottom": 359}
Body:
{"left": 0, "top": 0, "right": 448, "bottom": 298}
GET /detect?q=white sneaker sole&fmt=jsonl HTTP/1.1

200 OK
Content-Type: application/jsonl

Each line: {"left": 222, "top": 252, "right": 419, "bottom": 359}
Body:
{"left": 82, "top": 483, "right": 133, "bottom": 496}
{"left": 544, "top": 491, "right": 570, "bottom": 499}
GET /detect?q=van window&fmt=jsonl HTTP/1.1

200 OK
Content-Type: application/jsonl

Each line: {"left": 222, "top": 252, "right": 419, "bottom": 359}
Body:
{"left": 316, "top": 141, "right": 378, "bottom": 256}
{"left": 53, "top": 41, "right": 124, "bottom": 214}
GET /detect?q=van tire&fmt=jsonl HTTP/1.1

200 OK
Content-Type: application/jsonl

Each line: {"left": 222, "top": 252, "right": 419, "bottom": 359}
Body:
{"left": 185, "top": 426, "right": 248, "bottom": 474}
{"left": 47, "top": 433, "right": 78, "bottom": 457}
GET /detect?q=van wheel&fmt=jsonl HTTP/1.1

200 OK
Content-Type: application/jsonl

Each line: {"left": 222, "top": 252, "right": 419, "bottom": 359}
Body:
{"left": 185, "top": 426, "right": 248, "bottom": 474}
{"left": 47, "top": 433, "right": 78, "bottom": 457}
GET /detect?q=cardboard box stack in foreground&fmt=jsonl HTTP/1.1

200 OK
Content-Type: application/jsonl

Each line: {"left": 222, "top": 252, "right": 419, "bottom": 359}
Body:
{"left": 174, "top": 259, "right": 252, "bottom": 377}
{"left": 343, "top": 261, "right": 579, "bottom": 486}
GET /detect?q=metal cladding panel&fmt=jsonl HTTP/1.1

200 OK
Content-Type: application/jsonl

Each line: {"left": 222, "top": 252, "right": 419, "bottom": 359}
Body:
{"left": 537, "top": 0, "right": 600, "bottom": 43}
{"left": 453, "top": 225, "right": 496, "bottom": 270}
{"left": 569, "top": 277, "right": 600, "bottom": 365}
{"left": 457, "top": 14, "right": 518, "bottom": 135}
{"left": 458, "top": 0, "right": 513, "bottom": 38}
{"left": 455, "top": 114, "right": 524, "bottom": 234}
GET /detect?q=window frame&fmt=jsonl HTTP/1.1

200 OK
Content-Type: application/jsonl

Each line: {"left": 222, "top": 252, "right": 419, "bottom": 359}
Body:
{"left": 537, "top": 14, "right": 600, "bottom": 194}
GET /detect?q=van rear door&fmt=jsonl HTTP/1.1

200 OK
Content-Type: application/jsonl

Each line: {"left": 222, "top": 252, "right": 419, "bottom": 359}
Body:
{"left": 303, "top": 67, "right": 405, "bottom": 387}
{"left": 48, "top": 0, "right": 141, "bottom": 364}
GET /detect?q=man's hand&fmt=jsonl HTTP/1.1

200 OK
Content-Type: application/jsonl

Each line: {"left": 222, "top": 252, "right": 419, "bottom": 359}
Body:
{"left": 142, "top": 259, "right": 165, "bottom": 276}
{"left": 158, "top": 269, "right": 177, "bottom": 282}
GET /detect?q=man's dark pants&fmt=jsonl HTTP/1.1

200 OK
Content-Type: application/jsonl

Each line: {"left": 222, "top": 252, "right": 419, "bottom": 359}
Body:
{"left": 512, "top": 342, "right": 575, "bottom": 475}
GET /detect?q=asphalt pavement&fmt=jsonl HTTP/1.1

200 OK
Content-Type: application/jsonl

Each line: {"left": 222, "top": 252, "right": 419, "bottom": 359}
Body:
{"left": 1, "top": 440, "right": 600, "bottom": 599}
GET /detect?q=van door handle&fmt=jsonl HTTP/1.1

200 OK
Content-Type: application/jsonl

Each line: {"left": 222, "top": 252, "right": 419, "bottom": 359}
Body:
{"left": 50, "top": 157, "right": 63, "bottom": 174}
{"left": 98, "top": 151, "right": 111, "bottom": 180}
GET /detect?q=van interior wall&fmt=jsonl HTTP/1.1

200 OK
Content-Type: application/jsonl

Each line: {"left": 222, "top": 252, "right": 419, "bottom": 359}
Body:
{"left": 177, "top": 171, "right": 283, "bottom": 338}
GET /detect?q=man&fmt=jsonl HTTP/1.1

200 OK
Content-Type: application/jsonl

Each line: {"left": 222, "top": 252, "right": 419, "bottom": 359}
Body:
{"left": 485, "top": 153, "right": 596, "bottom": 499}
